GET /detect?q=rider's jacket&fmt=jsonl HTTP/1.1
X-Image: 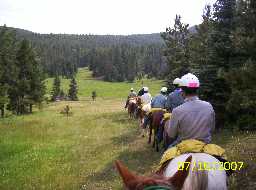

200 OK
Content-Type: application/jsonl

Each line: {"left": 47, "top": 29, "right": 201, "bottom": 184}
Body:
{"left": 141, "top": 92, "right": 152, "bottom": 104}
{"left": 137, "top": 89, "right": 144, "bottom": 96}
{"left": 166, "top": 96, "right": 215, "bottom": 144}
{"left": 151, "top": 94, "right": 167, "bottom": 109}
{"left": 165, "top": 88, "right": 184, "bottom": 112}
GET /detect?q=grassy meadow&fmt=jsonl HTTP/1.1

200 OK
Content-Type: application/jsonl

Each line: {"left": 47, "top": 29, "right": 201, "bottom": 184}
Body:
{"left": 0, "top": 68, "right": 255, "bottom": 190}
{"left": 44, "top": 68, "right": 164, "bottom": 98}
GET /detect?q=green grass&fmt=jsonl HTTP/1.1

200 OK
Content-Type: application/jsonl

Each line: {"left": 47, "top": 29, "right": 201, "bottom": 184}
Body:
{"left": 0, "top": 69, "right": 256, "bottom": 189}
{"left": 45, "top": 67, "right": 164, "bottom": 98}
{"left": 0, "top": 100, "right": 160, "bottom": 190}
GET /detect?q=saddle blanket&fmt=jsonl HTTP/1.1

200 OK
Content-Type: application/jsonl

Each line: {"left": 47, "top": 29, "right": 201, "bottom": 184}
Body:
{"left": 158, "top": 139, "right": 227, "bottom": 170}
{"left": 142, "top": 103, "right": 151, "bottom": 112}
{"left": 149, "top": 108, "right": 167, "bottom": 113}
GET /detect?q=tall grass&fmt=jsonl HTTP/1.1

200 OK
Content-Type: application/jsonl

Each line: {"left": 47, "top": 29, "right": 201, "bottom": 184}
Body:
{"left": 0, "top": 100, "right": 161, "bottom": 189}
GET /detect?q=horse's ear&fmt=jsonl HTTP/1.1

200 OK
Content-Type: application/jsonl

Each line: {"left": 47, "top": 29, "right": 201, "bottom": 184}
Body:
{"left": 115, "top": 160, "right": 139, "bottom": 188}
{"left": 169, "top": 155, "right": 192, "bottom": 189}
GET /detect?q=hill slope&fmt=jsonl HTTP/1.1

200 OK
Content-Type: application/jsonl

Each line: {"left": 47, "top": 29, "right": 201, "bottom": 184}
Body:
{"left": 1, "top": 26, "right": 166, "bottom": 80}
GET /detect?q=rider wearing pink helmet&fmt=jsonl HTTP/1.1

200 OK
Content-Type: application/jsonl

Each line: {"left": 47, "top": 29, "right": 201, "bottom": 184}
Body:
{"left": 166, "top": 73, "right": 215, "bottom": 147}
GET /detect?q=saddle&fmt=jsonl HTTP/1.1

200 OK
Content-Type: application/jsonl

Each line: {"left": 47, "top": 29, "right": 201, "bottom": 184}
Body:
{"left": 157, "top": 139, "right": 227, "bottom": 171}
{"left": 146, "top": 108, "right": 167, "bottom": 116}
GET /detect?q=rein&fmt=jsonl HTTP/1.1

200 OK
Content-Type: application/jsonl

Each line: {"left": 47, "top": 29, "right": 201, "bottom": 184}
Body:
{"left": 143, "top": 185, "right": 171, "bottom": 190}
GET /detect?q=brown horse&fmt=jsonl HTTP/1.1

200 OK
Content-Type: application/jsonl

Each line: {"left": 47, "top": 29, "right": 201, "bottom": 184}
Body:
{"left": 127, "top": 98, "right": 137, "bottom": 118}
{"left": 135, "top": 97, "right": 146, "bottom": 127}
{"left": 148, "top": 110, "right": 165, "bottom": 152}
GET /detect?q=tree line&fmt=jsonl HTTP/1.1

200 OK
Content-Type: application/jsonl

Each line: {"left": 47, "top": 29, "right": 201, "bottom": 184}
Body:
{"left": 8, "top": 27, "right": 167, "bottom": 81}
{"left": 88, "top": 44, "right": 166, "bottom": 81}
{"left": 162, "top": 0, "right": 256, "bottom": 130}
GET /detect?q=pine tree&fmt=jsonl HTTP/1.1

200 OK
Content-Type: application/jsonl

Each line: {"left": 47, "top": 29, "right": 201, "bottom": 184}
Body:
{"left": 68, "top": 77, "right": 78, "bottom": 101}
{"left": 189, "top": 5, "right": 213, "bottom": 76}
{"left": 198, "top": 0, "right": 236, "bottom": 129}
{"left": 6, "top": 39, "right": 45, "bottom": 114}
{"left": 28, "top": 55, "right": 45, "bottom": 113}
{"left": 51, "top": 75, "right": 61, "bottom": 101}
{"left": 161, "top": 15, "right": 190, "bottom": 89}
{"left": 8, "top": 40, "right": 30, "bottom": 114}
{"left": 224, "top": 0, "right": 256, "bottom": 130}
{"left": 0, "top": 25, "right": 17, "bottom": 117}
{"left": 211, "top": 0, "right": 236, "bottom": 71}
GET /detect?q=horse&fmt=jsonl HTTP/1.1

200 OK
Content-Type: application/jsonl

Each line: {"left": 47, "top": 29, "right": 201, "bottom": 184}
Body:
{"left": 162, "top": 118, "right": 172, "bottom": 150}
{"left": 127, "top": 98, "right": 137, "bottom": 118}
{"left": 135, "top": 97, "right": 146, "bottom": 127}
{"left": 148, "top": 110, "right": 165, "bottom": 152}
{"left": 115, "top": 153, "right": 227, "bottom": 190}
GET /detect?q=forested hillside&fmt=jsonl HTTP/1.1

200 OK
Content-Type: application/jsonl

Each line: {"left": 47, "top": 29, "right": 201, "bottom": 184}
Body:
{"left": 0, "top": 26, "right": 166, "bottom": 81}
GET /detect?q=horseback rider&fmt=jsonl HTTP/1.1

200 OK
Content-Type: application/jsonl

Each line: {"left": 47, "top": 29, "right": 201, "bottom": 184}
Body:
{"left": 151, "top": 87, "right": 168, "bottom": 108}
{"left": 125, "top": 88, "right": 137, "bottom": 109}
{"left": 92, "top": 91, "right": 97, "bottom": 101}
{"left": 166, "top": 73, "right": 215, "bottom": 147}
{"left": 140, "top": 87, "right": 151, "bottom": 105}
{"left": 141, "top": 87, "right": 167, "bottom": 128}
{"left": 165, "top": 78, "right": 184, "bottom": 112}
{"left": 137, "top": 87, "right": 145, "bottom": 97}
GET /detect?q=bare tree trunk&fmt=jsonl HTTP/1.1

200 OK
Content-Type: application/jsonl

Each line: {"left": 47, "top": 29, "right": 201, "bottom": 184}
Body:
{"left": 29, "top": 104, "right": 32, "bottom": 113}
{"left": 0, "top": 105, "right": 4, "bottom": 118}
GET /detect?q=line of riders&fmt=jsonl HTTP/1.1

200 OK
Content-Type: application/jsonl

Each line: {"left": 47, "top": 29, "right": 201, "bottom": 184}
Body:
{"left": 118, "top": 73, "right": 232, "bottom": 190}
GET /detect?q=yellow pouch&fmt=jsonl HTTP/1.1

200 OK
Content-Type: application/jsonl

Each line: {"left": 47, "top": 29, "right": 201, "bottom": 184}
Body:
{"left": 163, "top": 113, "right": 171, "bottom": 120}
{"left": 203, "top": 144, "right": 227, "bottom": 160}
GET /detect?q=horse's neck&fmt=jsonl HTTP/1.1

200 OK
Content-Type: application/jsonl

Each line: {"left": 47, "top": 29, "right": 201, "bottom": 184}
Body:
{"left": 164, "top": 153, "right": 227, "bottom": 190}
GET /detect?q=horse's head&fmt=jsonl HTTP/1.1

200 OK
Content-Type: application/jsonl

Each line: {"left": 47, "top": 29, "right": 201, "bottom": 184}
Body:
{"left": 115, "top": 156, "right": 192, "bottom": 190}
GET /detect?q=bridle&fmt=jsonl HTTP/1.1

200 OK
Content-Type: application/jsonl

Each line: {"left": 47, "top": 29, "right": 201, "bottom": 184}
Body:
{"left": 143, "top": 185, "right": 171, "bottom": 190}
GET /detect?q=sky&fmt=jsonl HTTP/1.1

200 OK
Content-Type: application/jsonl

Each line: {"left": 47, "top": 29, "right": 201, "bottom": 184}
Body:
{"left": 0, "top": 0, "right": 216, "bottom": 35}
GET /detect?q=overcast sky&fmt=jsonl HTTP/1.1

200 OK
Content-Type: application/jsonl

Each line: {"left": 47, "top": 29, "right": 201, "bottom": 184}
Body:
{"left": 0, "top": 0, "right": 216, "bottom": 35}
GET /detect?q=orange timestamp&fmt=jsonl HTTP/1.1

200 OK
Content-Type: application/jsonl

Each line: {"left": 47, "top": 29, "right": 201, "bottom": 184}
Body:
{"left": 177, "top": 161, "right": 244, "bottom": 171}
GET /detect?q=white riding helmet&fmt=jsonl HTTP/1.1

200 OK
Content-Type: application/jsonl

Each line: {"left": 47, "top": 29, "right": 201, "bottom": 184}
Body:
{"left": 173, "top": 78, "right": 182, "bottom": 86}
{"left": 143, "top": 87, "right": 149, "bottom": 92}
{"left": 160, "top": 87, "right": 168, "bottom": 93}
{"left": 130, "top": 88, "right": 134, "bottom": 91}
{"left": 180, "top": 73, "right": 200, "bottom": 88}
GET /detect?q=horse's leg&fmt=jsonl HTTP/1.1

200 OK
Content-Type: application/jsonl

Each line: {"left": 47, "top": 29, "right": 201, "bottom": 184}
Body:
{"left": 148, "top": 123, "right": 152, "bottom": 144}
{"left": 156, "top": 126, "right": 160, "bottom": 152}
{"left": 127, "top": 106, "right": 130, "bottom": 118}
{"left": 163, "top": 129, "right": 166, "bottom": 150}
{"left": 132, "top": 105, "right": 136, "bottom": 119}
{"left": 152, "top": 128, "right": 155, "bottom": 148}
